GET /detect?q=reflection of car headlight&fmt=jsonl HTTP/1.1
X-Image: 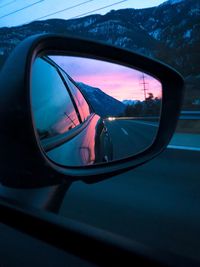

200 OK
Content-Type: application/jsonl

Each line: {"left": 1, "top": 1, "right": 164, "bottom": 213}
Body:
{"left": 108, "top": 117, "right": 116, "bottom": 121}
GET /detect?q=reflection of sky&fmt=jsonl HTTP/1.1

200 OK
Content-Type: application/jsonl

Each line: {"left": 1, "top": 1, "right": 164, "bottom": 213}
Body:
{"left": 32, "top": 57, "right": 79, "bottom": 133}
{"left": 51, "top": 56, "right": 162, "bottom": 101}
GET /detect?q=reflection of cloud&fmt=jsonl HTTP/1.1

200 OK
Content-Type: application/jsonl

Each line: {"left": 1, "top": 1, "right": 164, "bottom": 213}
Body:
{"left": 74, "top": 72, "right": 141, "bottom": 101}
{"left": 50, "top": 56, "right": 162, "bottom": 101}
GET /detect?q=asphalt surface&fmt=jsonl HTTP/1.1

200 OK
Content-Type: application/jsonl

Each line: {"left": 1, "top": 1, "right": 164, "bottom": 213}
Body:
{"left": 60, "top": 147, "right": 200, "bottom": 262}
{"left": 104, "top": 119, "right": 158, "bottom": 159}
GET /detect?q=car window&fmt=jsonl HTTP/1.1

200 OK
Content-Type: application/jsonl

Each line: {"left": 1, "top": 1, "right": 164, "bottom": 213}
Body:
{"left": 32, "top": 58, "right": 80, "bottom": 139}
{"left": 61, "top": 70, "right": 92, "bottom": 122}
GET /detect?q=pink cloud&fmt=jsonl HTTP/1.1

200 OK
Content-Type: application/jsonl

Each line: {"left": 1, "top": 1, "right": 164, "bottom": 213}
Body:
{"left": 51, "top": 56, "right": 162, "bottom": 101}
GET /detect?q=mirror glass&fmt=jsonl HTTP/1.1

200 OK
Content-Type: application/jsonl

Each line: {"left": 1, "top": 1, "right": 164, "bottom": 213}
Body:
{"left": 31, "top": 55, "right": 162, "bottom": 166}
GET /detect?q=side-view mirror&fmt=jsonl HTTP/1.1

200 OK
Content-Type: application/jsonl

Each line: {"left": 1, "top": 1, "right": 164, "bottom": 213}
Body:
{"left": 0, "top": 34, "right": 184, "bottom": 188}
{"left": 32, "top": 55, "right": 162, "bottom": 166}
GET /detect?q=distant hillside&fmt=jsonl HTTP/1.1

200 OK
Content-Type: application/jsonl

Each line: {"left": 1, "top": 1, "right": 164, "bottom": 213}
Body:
{"left": 77, "top": 82, "right": 126, "bottom": 117}
{"left": 0, "top": 0, "right": 199, "bottom": 109}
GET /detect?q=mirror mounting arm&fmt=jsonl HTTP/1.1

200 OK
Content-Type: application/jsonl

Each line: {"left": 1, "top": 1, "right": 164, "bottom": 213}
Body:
{"left": 0, "top": 181, "right": 71, "bottom": 213}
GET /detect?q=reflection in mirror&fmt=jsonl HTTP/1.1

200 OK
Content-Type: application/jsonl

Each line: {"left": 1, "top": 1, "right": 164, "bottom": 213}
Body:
{"left": 31, "top": 55, "right": 162, "bottom": 167}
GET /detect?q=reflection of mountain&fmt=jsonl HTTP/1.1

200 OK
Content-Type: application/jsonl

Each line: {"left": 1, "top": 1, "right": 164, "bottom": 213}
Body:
{"left": 77, "top": 82, "right": 126, "bottom": 117}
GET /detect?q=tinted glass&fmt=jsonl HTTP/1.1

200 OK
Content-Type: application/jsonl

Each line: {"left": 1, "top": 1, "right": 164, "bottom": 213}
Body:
{"left": 31, "top": 58, "right": 80, "bottom": 139}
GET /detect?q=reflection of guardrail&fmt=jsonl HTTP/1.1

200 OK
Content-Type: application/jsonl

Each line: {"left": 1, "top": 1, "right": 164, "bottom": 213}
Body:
{"left": 108, "top": 111, "right": 200, "bottom": 121}
{"left": 108, "top": 117, "right": 159, "bottom": 121}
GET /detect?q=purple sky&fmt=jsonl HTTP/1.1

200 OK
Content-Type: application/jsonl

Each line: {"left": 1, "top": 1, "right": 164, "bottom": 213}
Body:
{"left": 51, "top": 56, "right": 162, "bottom": 101}
{"left": 0, "top": 0, "right": 166, "bottom": 27}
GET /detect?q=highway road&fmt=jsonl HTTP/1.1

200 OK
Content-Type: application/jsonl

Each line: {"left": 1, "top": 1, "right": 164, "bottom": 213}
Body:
{"left": 104, "top": 119, "right": 158, "bottom": 159}
{"left": 60, "top": 147, "right": 200, "bottom": 263}
{"left": 0, "top": 114, "right": 199, "bottom": 263}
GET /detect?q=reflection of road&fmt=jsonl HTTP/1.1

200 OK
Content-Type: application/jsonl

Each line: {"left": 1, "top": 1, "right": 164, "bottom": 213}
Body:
{"left": 104, "top": 119, "right": 158, "bottom": 159}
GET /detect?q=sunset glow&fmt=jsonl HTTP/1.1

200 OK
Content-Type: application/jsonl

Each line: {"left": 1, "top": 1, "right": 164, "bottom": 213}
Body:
{"left": 50, "top": 56, "right": 162, "bottom": 102}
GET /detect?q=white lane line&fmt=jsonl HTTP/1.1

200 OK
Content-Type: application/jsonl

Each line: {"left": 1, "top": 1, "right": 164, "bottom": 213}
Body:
{"left": 121, "top": 128, "right": 129, "bottom": 136}
{"left": 133, "top": 121, "right": 158, "bottom": 127}
{"left": 168, "top": 145, "right": 200, "bottom": 152}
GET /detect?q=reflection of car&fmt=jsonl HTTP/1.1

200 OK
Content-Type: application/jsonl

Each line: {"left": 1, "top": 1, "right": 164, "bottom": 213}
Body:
{"left": 33, "top": 56, "right": 113, "bottom": 166}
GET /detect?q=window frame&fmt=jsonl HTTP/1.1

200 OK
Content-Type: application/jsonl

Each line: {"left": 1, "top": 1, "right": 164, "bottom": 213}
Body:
{"left": 61, "top": 69, "right": 94, "bottom": 121}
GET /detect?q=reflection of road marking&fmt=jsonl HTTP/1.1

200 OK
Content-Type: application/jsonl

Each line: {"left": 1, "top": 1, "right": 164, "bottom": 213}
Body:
{"left": 168, "top": 145, "right": 200, "bottom": 152}
{"left": 121, "top": 128, "right": 128, "bottom": 136}
{"left": 133, "top": 121, "right": 158, "bottom": 127}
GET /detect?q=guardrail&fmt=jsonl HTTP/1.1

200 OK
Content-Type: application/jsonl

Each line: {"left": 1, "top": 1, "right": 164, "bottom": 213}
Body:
{"left": 105, "top": 111, "right": 200, "bottom": 121}
{"left": 180, "top": 111, "right": 200, "bottom": 120}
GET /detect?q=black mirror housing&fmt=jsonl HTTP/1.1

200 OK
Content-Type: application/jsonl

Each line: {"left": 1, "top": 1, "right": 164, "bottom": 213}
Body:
{"left": 0, "top": 34, "right": 184, "bottom": 188}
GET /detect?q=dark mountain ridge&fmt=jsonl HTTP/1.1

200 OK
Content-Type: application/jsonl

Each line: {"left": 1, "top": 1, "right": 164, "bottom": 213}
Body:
{"left": 77, "top": 82, "right": 126, "bottom": 117}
